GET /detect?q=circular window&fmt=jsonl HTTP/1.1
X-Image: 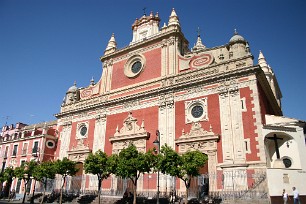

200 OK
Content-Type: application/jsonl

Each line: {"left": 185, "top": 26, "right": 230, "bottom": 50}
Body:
{"left": 131, "top": 61, "right": 142, "bottom": 74}
{"left": 80, "top": 126, "right": 87, "bottom": 136}
{"left": 124, "top": 54, "right": 146, "bottom": 78}
{"left": 283, "top": 158, "right": 292, "bottom": 168}
{"left": 191, "top": 105, "right": 204, "bottom": 118}
{"left": 46, "top": 140, "right": 55, "bottom": 149}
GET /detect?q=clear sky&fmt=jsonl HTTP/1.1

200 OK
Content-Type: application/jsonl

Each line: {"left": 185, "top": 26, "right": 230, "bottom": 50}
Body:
{"left": 0, "top": 0, "right": 305, "bottom": 126}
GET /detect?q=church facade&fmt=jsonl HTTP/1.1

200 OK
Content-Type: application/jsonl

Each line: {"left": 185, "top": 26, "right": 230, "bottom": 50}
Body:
{"left": 54, "top": 9, "right": 306, "bottom": 201}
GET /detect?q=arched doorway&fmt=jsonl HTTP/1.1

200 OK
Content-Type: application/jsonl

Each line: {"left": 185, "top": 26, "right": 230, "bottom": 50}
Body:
{"left": 175, "top": 122, "right": 219, "bottom": 195}
{"left": 70, "top": 162, "right": 83, "bottom": 193}
{"left": 264, "top": 132, "right": 300, "bottom": 169}
{"left": 189, "top": 155, "right": 209, "bottom": 199}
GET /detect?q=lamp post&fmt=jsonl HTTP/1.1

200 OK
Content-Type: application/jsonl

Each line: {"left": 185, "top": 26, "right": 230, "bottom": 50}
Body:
{"left": 31, "top": 147, "right": 40, "bottom": 204}
{"left": 153, "top": 130, "right": 160, "bottom": 204}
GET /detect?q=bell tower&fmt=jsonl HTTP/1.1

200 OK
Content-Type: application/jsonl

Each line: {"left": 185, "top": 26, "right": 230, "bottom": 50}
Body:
{"left": 130, "top": 11, "right": 160, "bottom": 44}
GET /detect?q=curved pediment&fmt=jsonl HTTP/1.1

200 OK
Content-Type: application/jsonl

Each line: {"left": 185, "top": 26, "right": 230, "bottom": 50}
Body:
{"left": 109, "top": 112, "right": 149, "bottom": 143}
{"left": 175, "top": 122, "right": 219, "bottom": 153}
{"left": 109, "top": 112, "right": 150, "bottom": 153}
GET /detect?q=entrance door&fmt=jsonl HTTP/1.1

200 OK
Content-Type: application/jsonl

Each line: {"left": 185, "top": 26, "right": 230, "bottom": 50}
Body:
{"left": 70, "top": 162, "right": 83, "bottom": 193}
{"left": 189, "top": 159, "right": 209, "bottom": 199}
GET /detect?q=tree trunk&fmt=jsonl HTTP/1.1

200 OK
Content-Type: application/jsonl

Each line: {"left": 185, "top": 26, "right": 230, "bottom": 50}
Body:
{"left": 40, "top": 181, "right": 47, "bottom": 204}
{"left": 133, "top": 181, "right": 137, "bottom": 204}
{"left": 22, "top": 182, "right": 27, "bottom": 204}
{"left": 98, "top": 178, "right": 102, "bottom": 204}
{"left": 60, "top": 176, "right": 65, "bottom": 204}
{"left": 5, "top": 178, "right": 12, "bottom": 198}
{"left": 185, "top": 187, "right": 188, "bottom": 204}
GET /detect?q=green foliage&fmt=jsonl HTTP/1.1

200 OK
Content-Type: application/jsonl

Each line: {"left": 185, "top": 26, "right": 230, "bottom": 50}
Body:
{"left": 14, "top": 160, "right": 38, "bottom": 180}
{"left": 84, "top": 150, "right": 111, "bottom": 180}
{"left": 0, "top": 166, "right": 15, "bottom": 183}
{"left": 115, "top": 144, "right": 155, "bottom": 182}
{"left": 159, "top": 144, "right": 207, "bottom": 185}
{"left": 54, "top": 157, "right": 78, "bottom": 177}
{"left": 107, "top": 154, "right": 119, "bottom": 174}
{"left": 158, "top": 144, "right": 207, "bottom": 204}
{"left": 181, "top": 150, "right": 208, "bottom": 179}
{"left": 159, "top": 144, "right": 182, "bottom": 176}
{"left": 55, "top": 157, "right": 78, "bottom": 204}
{"left": 14, "top": 160, "right": 38, "bottom": 203}
{"left": 114, "top": 144, "right": 156, "bottom": 204}
{"left": 33, "top": 161, "right": 56, "bottom": 182}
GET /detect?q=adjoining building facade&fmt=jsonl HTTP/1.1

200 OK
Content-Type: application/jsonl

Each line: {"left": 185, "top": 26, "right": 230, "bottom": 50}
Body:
{"left": 1, "top": 9, "right": 305, "bottom": 203}
{"left": 0, "top": 121, "right": 57, "bottom": 196}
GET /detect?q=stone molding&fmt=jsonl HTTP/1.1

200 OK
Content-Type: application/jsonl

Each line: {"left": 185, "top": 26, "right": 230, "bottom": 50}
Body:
{"left": 263, "top": 125, "right": 296, "bottom": 132}
{"left": 175, "top": 122, "right": 219, "bottom": 153}
{"left": 109, "top": 112, "right": 150, "bottom": 154}
{"left": 175, "top": 122, "right": 219, "bottom": 191}
{"left": 57, "top": 57, "right": 257, "bottom": 117}
{"left": 67, "top": 138, "right": 91, "bottom": 162}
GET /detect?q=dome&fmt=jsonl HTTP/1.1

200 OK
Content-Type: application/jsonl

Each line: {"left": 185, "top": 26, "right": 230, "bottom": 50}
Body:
{"left": 229, "top": 29, "right": 246, "bottom": 43}
{"left": 67, "top": 81, "right": 78, "bottom": 93}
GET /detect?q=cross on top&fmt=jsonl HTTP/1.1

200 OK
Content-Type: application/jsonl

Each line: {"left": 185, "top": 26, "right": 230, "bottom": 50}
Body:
{"left": 266, "top": 134, "right": 283, "bottom": 159}
{"left": 143, "top": 7, "right": 146, "bottom": 16}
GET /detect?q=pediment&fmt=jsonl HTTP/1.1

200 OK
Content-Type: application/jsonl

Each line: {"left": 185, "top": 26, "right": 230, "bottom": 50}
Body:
{"left": 175, "top": 122, "right": 219, "bottom": 153}
{"left": 67, "top": 138, "right": 91, "bottom": 162}
{"left": 176, "top": 122, "right": 219, "bottom": 143}
{"left": 109, "top": 112, "right": 150, "bottom": 143}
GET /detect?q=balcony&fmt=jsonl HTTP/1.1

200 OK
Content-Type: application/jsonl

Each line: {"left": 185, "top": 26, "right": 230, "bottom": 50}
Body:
{"left": 32, "top": 148, "right": 38, "bottom": 155}
{"left": 11, "top": 151, "right": 17, "bottom": 157}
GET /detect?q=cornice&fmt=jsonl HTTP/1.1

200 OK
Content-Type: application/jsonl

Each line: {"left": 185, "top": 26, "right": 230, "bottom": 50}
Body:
{"left": 256, "top": 69, "right": 283, "bottom": 116}
{"left": 100, "top": 29, "right": 187, "bottom": 62}
{"left": 263, "top": 125, "right": 296, "bottom": 132}
{"left": 56, "top": 58, "right": 259, "bottom": 118}
{"left": 109, "top": 132, "right": 150, "bottom": 144}
{"left": 0, "top": 134, "right": 56, "bottom": 145}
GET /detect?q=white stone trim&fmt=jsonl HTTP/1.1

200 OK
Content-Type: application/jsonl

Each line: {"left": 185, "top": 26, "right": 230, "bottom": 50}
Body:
{"left": 244, "top": 138, "right": 251, "bottom": 154}
{"left": 185, "top": 97, "right": 208, "bottom": 123}
{"left": 92, "top": 115, "right": 106, "bottom": 153}
{"left": 59, "top": 124, "right": 71, "bottom": 159}
{"left": 76, "top": 121, "right": 89, "bottom": 139}
{"left": 124, "top": 54, "right": 146, "bottom": 78}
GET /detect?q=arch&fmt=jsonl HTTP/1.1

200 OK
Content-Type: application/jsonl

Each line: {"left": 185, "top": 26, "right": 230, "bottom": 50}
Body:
{"left": 264, "top": 132, "right": 301, "bottom": 169}
{"left": 70, "top": 162, "right": 84, "bottom": 193}
{"left": 190, "top": 153, "right": 210, "bottom": 199}
{"left": 175, "top": 122, "right": 219, "bottom": 192}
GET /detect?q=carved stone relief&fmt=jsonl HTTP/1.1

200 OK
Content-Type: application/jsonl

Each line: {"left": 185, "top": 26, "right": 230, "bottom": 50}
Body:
{"left": 67, "top": 138, "right": 91, "bottom": 162}
{"left": 109, "top": 112, "right": 150, "bottom": 154}
{"left": 175, "top": 122, "right": 219, "bottom": 191}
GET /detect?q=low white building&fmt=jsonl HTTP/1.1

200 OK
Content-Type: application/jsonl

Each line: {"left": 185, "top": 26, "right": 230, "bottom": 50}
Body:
{"left": 263, "top": 115, "right": 306, "bottom": 202}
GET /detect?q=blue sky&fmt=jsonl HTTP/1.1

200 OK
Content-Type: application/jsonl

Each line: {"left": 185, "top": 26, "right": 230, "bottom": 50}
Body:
{"left": 0, "top": 0, "right": 305, "bottom": 126}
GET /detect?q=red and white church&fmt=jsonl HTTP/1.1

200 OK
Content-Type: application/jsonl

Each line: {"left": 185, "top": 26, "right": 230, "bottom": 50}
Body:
{"left": 54, "top": 9, "right": 306, "bottom": 202}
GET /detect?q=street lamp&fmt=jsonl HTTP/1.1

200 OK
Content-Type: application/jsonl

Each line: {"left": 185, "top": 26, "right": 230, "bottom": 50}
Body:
{"left": 153, "top": 130, "right": 160, "bottom": 204}
{"left": 31, "top": 147, "right": 40, "bottom": 204}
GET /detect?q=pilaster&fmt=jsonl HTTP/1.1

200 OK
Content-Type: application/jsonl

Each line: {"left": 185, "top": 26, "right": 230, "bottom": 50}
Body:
{"left": 59, "top": 122, "right": 72, "bottom": 159}
{"left": 92, "top": 114, "right": 107, "bottom": 153}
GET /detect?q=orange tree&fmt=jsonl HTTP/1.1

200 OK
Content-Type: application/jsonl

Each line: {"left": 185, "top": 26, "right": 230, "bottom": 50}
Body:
{"left": 84, "top": 150, "right": 113, "bottom": 204}
{"left": 54, "top": 157, "right": 78, "bottom": 204}
{"left": 14, "top": 160, "right": 38, "bottom": 203}
{"left": 113, "top": 144, "right": 156, "bottom": 204}
{"left": 0, "top": 166, "right": 15, "bottom": 198}
{"left": 32, "top": 161, "right": 56, "bottom": 204}
{"left": 158, "top": 144, "right": 208, "bottom": 204}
